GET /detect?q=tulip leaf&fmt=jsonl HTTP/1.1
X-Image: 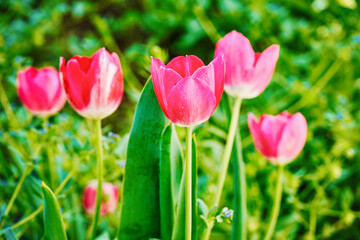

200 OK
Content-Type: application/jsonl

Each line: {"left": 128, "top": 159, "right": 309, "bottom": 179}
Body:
{"left": 41, "top": 181, "right": 68, "bottom": 240}
{"left": 159, "top": 124, "right": 174, "bottom": 240}
{"left": 118, "top": 79, "right": 165, "bottom": 240}
{"left": 172, "top": 134, "right": 197, "bottom": 240}
{"left": 2, "top": 227, "right": 18, "bottom": 240}
{"left": 192, "top": 136, "right": 198, "bottom": 240}
{"left": 231, "top": 132, "right": 245, "bottom": 240}
{"left": 170, "top": 124, "right": 184, "bottom": 212}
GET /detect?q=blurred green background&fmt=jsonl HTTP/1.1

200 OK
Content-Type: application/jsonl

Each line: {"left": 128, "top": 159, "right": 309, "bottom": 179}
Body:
{"left": 0, "top": 0, "right": 360, "bottom": 239}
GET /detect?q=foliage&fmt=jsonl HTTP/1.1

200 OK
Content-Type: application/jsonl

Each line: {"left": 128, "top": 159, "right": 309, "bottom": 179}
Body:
{"left": 0, "top": 0, "right": 360, "bottom": 239}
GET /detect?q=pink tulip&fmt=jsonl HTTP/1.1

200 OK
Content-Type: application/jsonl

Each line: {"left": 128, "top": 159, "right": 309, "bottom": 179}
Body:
{"left": 215, "top": 30, "right": 280, "bottom": 99}
{"left": 59, "top": 48, "right": 124, "bottom": 119}
{"left": 83, "top": 180, "right": 119, "bottom": 216}
{"left": 150, "top": 55, "right": 225, "bottom": 126}
{"left": 248, "top": 112, "right": 307, "bottom": 165}
{"left": 17, "top": 66, "right": 66, "bottom": 117}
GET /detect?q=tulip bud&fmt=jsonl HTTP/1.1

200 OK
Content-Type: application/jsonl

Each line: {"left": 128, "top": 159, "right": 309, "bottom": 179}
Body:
{"left": 150, "top": 55, "right": 225, "bottom": 126}
{"left": 60, "top": 48, "right": 124, "bottom": 119}
{"left": 248, "top": 112, "right": 307, "bottom": 165}
{"left": 17, "top": 66, "right": 66, "bottom": 117}
{"left": 215, "top": 30, "right": 280, "bottom": 99}
{"left": 82, "top": 180, "right": 119, "bottom": 216}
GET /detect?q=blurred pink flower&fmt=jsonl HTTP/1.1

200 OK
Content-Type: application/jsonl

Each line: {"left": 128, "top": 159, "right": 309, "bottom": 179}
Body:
{"left": 151, "top": 55, "right": 225, "bottom": 126}
{"left": 215, "top": 30, "right": 280, "bottom": 99}
{"left": 83, "top": 180, "right": 119, "bottom": 216}
{"left": 17, "top": 66, "right": 66, "bottom": 117}
{"left": 60, "top": 48, "right": 124, "bottom": 119}
{"left": 248, "top": 112, "right": 307, "bottom": 165}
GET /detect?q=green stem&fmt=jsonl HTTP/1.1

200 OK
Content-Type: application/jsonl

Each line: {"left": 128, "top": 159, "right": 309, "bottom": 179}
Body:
{"left": 308, "top": 192, "right": 318, "bottom": 239}
{"left": 0, "top": 163, "right": 33, "bottom": 229}
{"left": 193, "top": 5, "right": 222, "bottom": 43}
{"left": 264, "top": 165, "right": 284, "bottom": 240}
{"left": 237, "top": 132, "right": 247, "bottom": 240}
{"left": 43, "top": 118, "right": 57, "bottom": 190}
{"left": 11, "top": 205, "right": 43, "bottom": 230}
{"left": 185, "top": 126, "right": 193, "bottom": 240}
{"left": 202, "top": 96, "right": 242, "bottom": 240}
{"left": 89, "top": 119, "right": 104, "bottom": 240}
{"left": 47, "top": 145, "right": 57, "bottom": 190}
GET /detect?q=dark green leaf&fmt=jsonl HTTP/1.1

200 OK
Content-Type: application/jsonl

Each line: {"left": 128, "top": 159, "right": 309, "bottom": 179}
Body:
{"left": 231, "top": 131, "right": 245, "bottom": 240}
{"left": 170, "top": 124, "right": 184, "bottom": 212}
{"left": 172, "top": 134, "right": 197, "bottom": 240}
{"left": 41, "top": 181, "right": 67, "bottom": 240}
{"left": 118, "top": 79, "right": 165, "bottom": 240}
{"left": 3, "top": 227, "right": 18, "bottom": 240}
{"left": 159, "top": 124, "right": 174, "bottom": 240}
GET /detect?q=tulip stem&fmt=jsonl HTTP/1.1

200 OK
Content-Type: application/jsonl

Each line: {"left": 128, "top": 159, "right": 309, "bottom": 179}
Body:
{"left": 264, "top": 165, "right": 284, "bottom": 240}
{"left": 42, "top": 118, "right": 57, "bottom": 190}
{"left": 0, "top": 163, "right": 33, "bottom": 230}
{"left": 236, "top": 131, "right": 247, "bottom": 240}
{"left": 202, "top": 96, "right": 242, "bottom": 240}
{"left": 185, "top": 126, "right": 193, "bottom": 240}
{"left": 89, "top": 119, "right": 104, "bottom": 240}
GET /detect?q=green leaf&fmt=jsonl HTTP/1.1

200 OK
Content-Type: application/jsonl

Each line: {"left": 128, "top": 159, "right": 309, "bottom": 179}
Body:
{"left": 118, "top": 79, "right": 165, "bottom": 240}
{"left": 2, "top": 227, "right": 18, "bottom": 240}
{"left": 191, "top": 136, "right": 198, "bottom": 240}
{"left": 170, "top": 124, "right": 184, "bottom": 211}
{"left": 41, "top": 181, "right": 67, "bottom": 240}
{"left": 159, "top": 124, "right": 174, "bottom": 240}
{"left": 231, "top": 132, "right": 244, "bottom": 240}
{"left": 172, "top": 134, "right": 197, "bottom": 240}
{"left": 197, "top": 198, "right": 209, "bottom": 218}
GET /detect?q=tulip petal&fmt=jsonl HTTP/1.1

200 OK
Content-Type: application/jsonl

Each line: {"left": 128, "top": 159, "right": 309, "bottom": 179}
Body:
{"left": 192, "top": 63, "right": 216, "bottom": 92}
{"left": 71, "top": 56, "right": 93, "bottom": 74}
{"left": 37, "top": 67, "right": 63, "bottom": 108}
{"left": 251, "top": 44, "right": 280, "bottom": 97}
{"left": 24, "top": 66, "right": 39, "bottom": 80}
{"left": 248, "top": 113, "right": 276, "bottom": 159}
{"left": 277, "top": 113, "right": 307, "bottom": 164}
{"left": 83, "top": 185, "right": 97, "bottom": 213}
{"left": 151, "top": 57, "right": 170, "bottom": 118}
{"left": 215, "top": 30, "right": 255, "bottom": 87}
{"left": 18, "top": 68, "right": 47, "bottom": 111}
{"left": 166, "top": 55, "right": 204, "bottom": 78}
{"left": 166, "top": 76, "right": 216, "bottom": 126}
{"left": 65, "top": 58, "right": 91, "bottom": 110}
{"left": 59, "top": 57, "right": 67, "bottom": 85}
{"left": 211, "top": 56, "right": 225, "bottom": 105}
{"left": 85, "top": 48, "right": 122, "bottom": 118}
{"left": 259, "top": 114, "right": 288, "bottom": 155}
{"left": 111, "top": 52, "right": 123, "bottom": 75}
{"left": 161, "top": 67, "right": 184, "bottom": 98}
{"left": 191, "top": 56, "right": 225, "bottom": 105}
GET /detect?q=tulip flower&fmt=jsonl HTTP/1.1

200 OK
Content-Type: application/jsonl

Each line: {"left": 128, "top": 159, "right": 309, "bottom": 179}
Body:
{"left": 248, "top": 112, "right": 307, "bottom": 240}
{"left": 150, "top": 55, "right": 225, "bottom": 126}
{"left": 248, "top": 112, "right": 307, "bottom": 165}
{"left": 215, "top": 30, "right": 280, "bottom": 99}
{"left": 59, "top": 47, "right": 124, "bottom": 119}
{"left": 151, "top": 55, "right": 224, "bottom": 239}
{"left": 60, "top": 48, "right": 123, "bottom": 238}
{"left": 17, "top": 66, "right": 66, "bottom": 117}
{"left": 83, "top": 180, "right": 119, "bottom": 216}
